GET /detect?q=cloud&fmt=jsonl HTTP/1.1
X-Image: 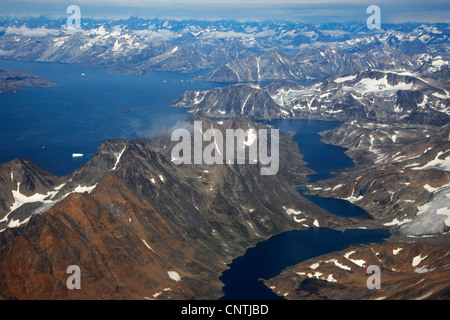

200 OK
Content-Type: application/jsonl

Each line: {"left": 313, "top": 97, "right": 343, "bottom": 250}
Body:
{"left": 11, "top": 0, "right": 450, "bottom": 5}
{"left": 0, "top": 49, "right": 15, "bottom": 56}
{"left": 133, "top": 29, "right": 179, "bottom": 41}
{"left": 212, "top": 30, "right": 276, "bottom": 39}
{"left": 5, "top": 26, "right": 60, "bottom": 37}
{"left": 137, "top": 119, "right": 195, "bottom": 139}
{"left": 0, "top": 0, "right": 448, "bottom": 23}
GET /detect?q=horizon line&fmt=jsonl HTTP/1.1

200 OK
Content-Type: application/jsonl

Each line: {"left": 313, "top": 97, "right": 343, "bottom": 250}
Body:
{"left": 0, "top": 14, "right": 449, "bottom": 25}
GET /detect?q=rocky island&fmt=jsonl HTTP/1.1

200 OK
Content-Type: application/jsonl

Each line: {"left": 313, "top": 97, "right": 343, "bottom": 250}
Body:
{"left": 0, "top": 69, "right": 53, "bottom": 94}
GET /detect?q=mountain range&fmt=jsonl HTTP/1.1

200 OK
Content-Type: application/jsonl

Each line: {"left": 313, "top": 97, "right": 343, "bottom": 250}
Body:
{"left": 0, "top": 18, "right": 448, "bottom": 75}
{"left": 174, "top": 66, "right": 450, "bottom": 126}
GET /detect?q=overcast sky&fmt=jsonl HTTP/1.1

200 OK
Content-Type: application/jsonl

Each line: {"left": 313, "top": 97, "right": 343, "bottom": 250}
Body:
{"left": 0, "top": 0, "right": 449, "bottom": 23}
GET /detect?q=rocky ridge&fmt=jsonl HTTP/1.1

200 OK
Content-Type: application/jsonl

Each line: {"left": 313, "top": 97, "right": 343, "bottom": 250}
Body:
{"left": 305, "top": 121, "right": 450, "bottom": 235}
{"left": 265, "top": 240, "right": 450, "bottom": 300}
{"left": 174, "top": 68, "right": 450, "bottom": 126}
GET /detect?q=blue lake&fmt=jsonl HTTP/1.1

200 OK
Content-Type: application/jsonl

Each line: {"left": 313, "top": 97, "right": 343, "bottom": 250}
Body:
{"left": 267, "top": 119, "right": 355, "bottom": 183}
{"left": 220, "top": 228, "right": 390, "bottom": 300}
{"left": 220, "top": 119, "right": 386, "bottom": 300}
{"left": 0, "top": 59, "right": 388, "bottom": 300}
{"left": 267, "top": 119, "right": 369, "bottom": 218}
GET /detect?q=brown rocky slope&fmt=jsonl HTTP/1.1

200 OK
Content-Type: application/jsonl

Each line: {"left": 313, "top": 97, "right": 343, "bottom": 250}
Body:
{"left": 0, "top": 114, "right": 360, "bottom": 300}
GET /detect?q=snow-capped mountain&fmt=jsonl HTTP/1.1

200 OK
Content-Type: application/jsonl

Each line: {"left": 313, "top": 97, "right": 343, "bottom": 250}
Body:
{"left": 173, "top": 83, "right": 290, "bottom": 119}
{"left": 311, "top": 120, "right": 450, "bottom": 228}
{"left": 175, "top": 69, "right": 450, "bottom": 125}
{"left": 0, "top": 17, "right": 448, "bottom": 75}
{"left": 197, "top": 47, "right": 421, "bottom": 82}
{"left": 281, "top": 70, "right": 449, "bottom": 125}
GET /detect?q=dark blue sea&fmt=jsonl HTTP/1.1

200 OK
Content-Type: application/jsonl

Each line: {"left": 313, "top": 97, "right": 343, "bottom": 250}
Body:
{"left": 0, "top": 59, "right": 219, "bottom": 176}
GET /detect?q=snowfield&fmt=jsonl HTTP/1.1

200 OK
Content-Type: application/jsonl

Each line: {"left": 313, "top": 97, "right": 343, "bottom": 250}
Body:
{"left": 342, "top": 76, "right": 414, "bottom": 95}
{"left": 400, "top": 185, "right": 450, "bottom": 236}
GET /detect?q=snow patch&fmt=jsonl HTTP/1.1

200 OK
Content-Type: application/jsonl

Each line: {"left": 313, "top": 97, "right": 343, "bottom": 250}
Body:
{"left": 344, "top": 251, "right": 366, "bottom": 268}
{"left": 309, "top": 263, "right": 320, "bottom": 270}
{"left": 343, "top": 195, "right": 363, "bottom": 203}
{"left": 412, "top": 254, "right": 428, "bottom": 267}
{"left": 412, "top": 151, "right": 450, "bottom": 171}
{"left": 294, "top": 217, "right": 307, "bottom": 223}
{"left": 282, "top": 206, "right": 303, "bottom": 216}
{"left": 383, "top": 218, "right": 412, "bottom": 226}
{"left": 325, "top": 259, "right": 352, "bottom": 271}
{"left": 415, "top": 266, "right": 435, "bottom": 273}
{"left": 73, "top": 184, "right": 98, "bottom": 194}
{"left": 168, "top": 271, "right": 181, "bottom": 282}
{"left": 112, "top": 146, "right": 126, "bottom": 171}
{"left": 325, "top": 274, "right": 337, "bottom": 282}
{"left": 415, "top": 291, "right": 434, "bottom": 300}
{"left": 424, "top": 184, "right": 438, "bottom": 193}
{"left": 142, "top": 239, "right": 156, "bottom": 253}
{"left": 334, "top": 74, "right": 357, "bottom": 83}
